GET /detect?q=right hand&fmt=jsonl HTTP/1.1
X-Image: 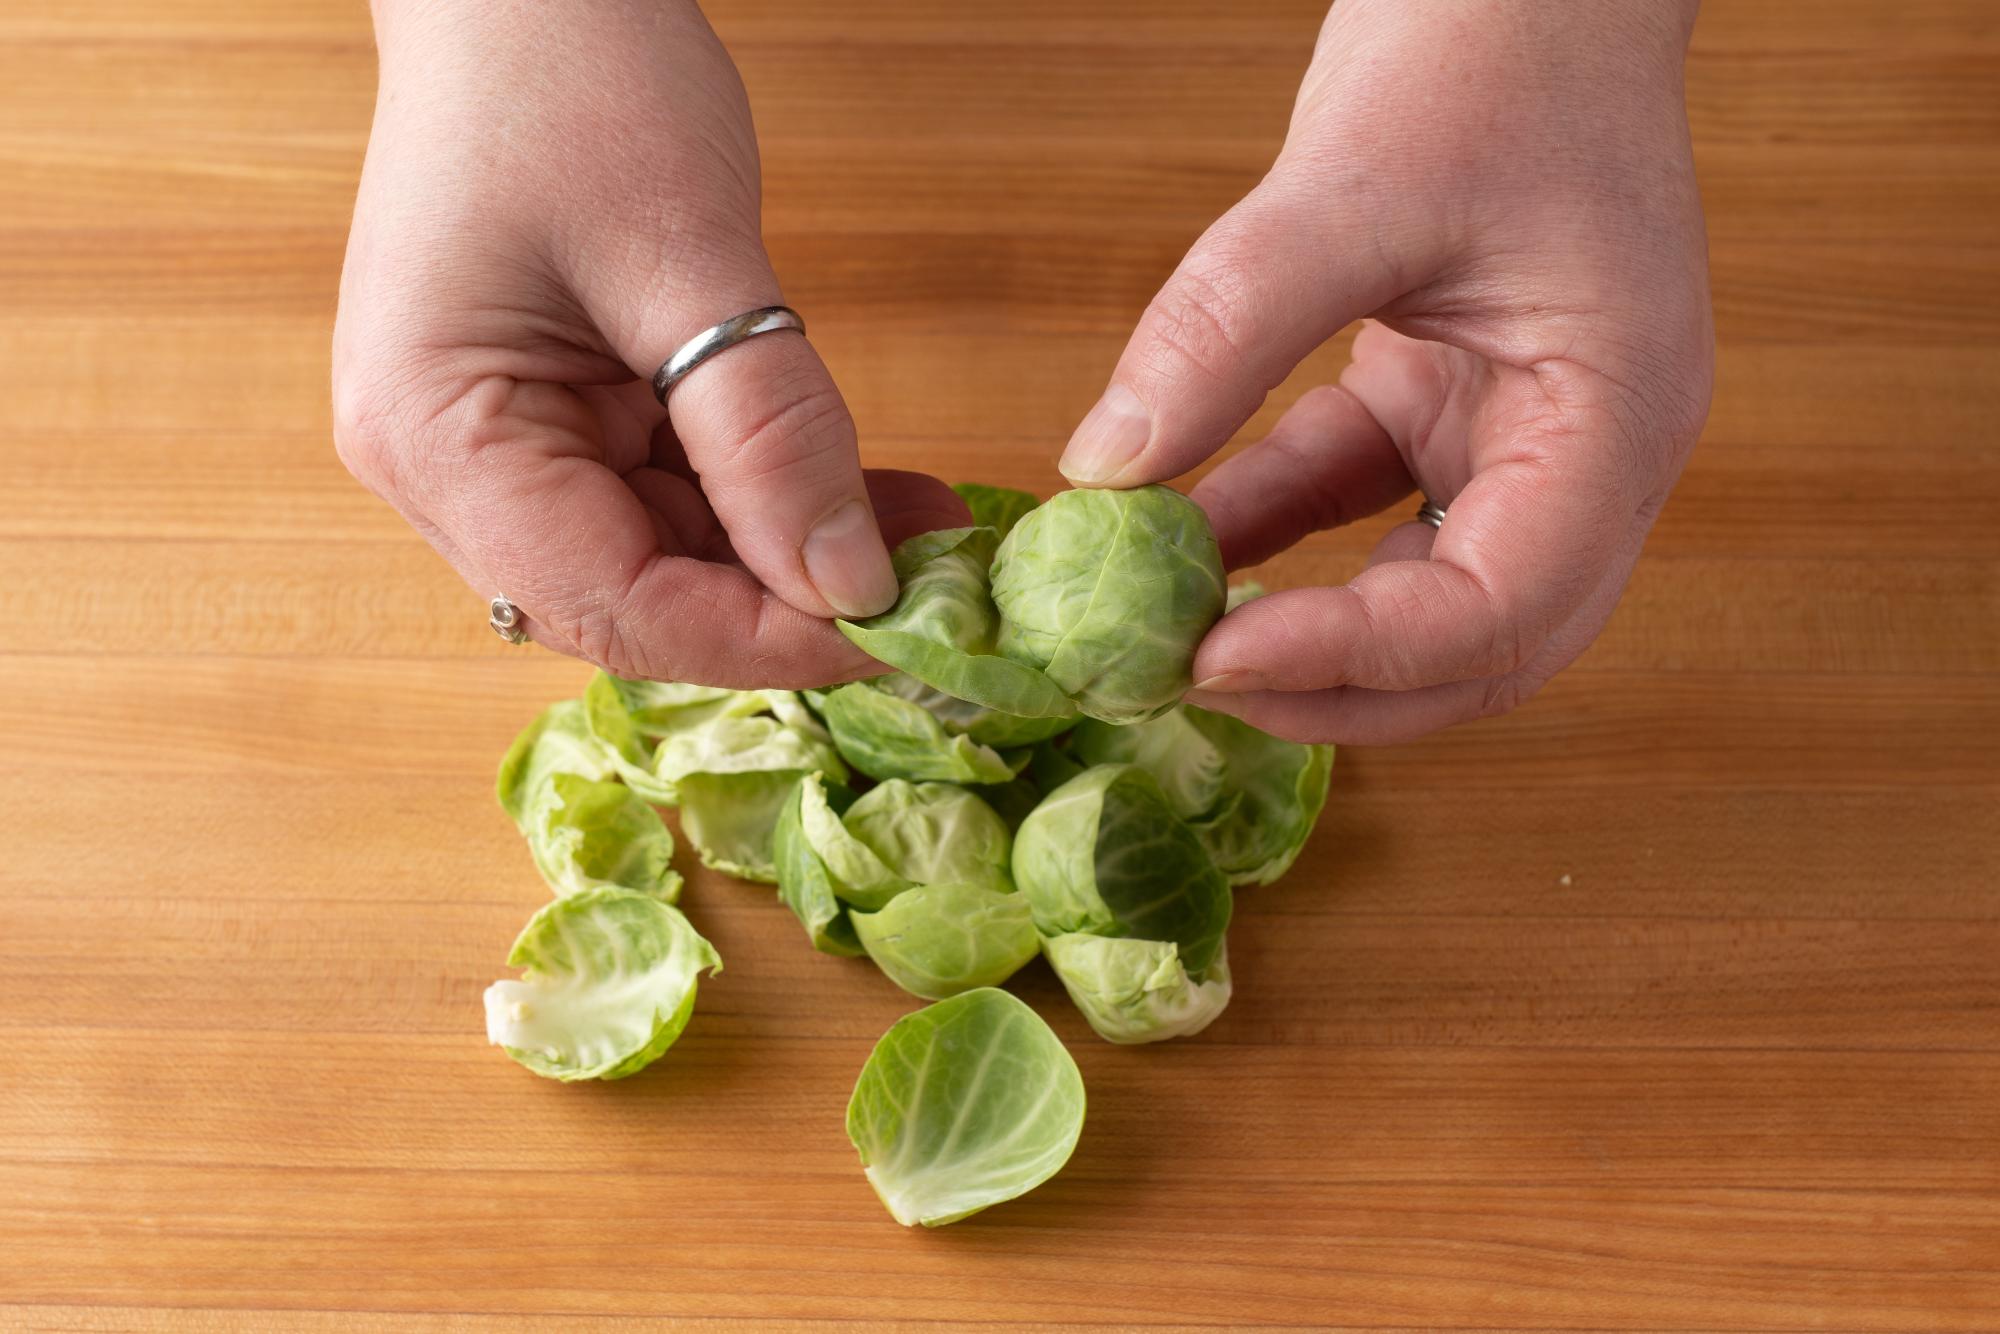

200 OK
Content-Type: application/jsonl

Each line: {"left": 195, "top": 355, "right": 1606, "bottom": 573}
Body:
{"left": 332, "top": 0, "right": 967, "bottom": 687}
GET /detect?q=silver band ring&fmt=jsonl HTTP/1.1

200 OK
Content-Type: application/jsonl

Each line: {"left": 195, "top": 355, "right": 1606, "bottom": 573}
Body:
{"left": 651, "top": 305, "right": 806, "bottom": 405}
{"left": 489, "top": 595, "right": 529, "bottom": 645}
{"left": 1415, "top": 498, "right": 1448, "bottom": 530}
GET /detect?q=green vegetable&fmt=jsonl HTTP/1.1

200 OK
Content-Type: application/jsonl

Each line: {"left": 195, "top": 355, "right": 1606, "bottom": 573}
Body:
{"left": 527, "top": 773, "right": 682, "bottom": 901}
{"left": 483, "top": 886, "right": 720, "bottom": 1081}
{"left": 650, "top": 713, "right": 845, "bottom": 881}
{"left": 816, "top": 682, "right": 1023, "bottom": 785}
{"left": 850, "top": 881, "right": 1039, "bottom": 1000}
{"left": 1013, "top": 764, "right": 1231, "bottom": 979}
{"left": 773, "top": 776, "right": 863, "bottom": 956}
{"left": 989, "top": 486, "right": 1225, "bottom": 724}
{"left": 1041, "top": 932, "right": 1233, "bottom": 1045}
{"left": 846, "top": 988, "right": 1085, "bottom": 1227}
{"left": 1075, "top": 705, "right": 1332, "bottom": 886}
{"left": 496, "top": 701, "right": 618, "bottom": 829}
{"left": 838, "top": 527, "right": 1076, "bottom": 721}
{"left": 842, "top": 487, "right": 1225, "bottom": 726}
{"left": 951, "top": 482, "right": 1041, "bottom": 539}
{"left": 842, "top": 779, "right": 1014, "bottom": 897}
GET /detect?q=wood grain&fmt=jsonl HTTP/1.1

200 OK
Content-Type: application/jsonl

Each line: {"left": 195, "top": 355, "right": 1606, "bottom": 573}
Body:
{"left": 2, "top": 0, "right": 1997, "bottom": 1328}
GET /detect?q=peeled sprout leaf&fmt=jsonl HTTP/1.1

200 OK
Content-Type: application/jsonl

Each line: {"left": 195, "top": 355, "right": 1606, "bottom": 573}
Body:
{"left": 817, "top": 682, "right": 1023, "bottom": 785}
{"left": 527, "top": 772, "right": 682, "bottom": 901}
{"left": 484, "top": 886, "right": 721, "bottom": 1081}
{"left": 496, "top": 700, "right": 619, "bottom": 829}
{"left": 850, "top": 881, "right": 1039, "bottom": 1000}
{"left": 774, "top": 775, "right": 864, "bottom": 956}
{"left": 846, "top": 988, "right": 1085, "bottom": 1227}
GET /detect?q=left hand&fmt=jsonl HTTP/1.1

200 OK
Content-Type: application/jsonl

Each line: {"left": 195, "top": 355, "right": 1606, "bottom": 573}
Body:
{"left": 1058, "top": 0, "right": 1714, "bottom": 744}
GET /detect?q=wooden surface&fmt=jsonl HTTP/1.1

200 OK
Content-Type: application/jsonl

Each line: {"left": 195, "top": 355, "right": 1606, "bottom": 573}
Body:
{"left": 3, "top": 0, "right": 1998, "bottom": 1327}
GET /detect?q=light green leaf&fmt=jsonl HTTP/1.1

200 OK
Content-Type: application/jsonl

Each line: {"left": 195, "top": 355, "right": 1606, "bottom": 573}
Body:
{"left": 872, "top": 672, "right": 1077, "bottom": 748}
{"left": 1040, "top": 932, "right": 1232, "bottom": 1044}
{"left": 851, "top": 881, "right": 1038, "bottom": 1000}
{"left": 594, "top": 675, "right": 746, "bottom": 738}
{"left": 1184, "top": 706, "right": 1334, "bottom": 886}
{"left": 1012, "top": 764, "right": 1230, "bottom": 977}
{"left": 527, "top": 773, "right": 682, "bottom": 901}
{"left": 838, "top": 527, "right": 1075, "bottom": 721}
{"left": 496, "top": 701, "right": 618, "bottom": 830}
{"left": 843, "top": 780, "right": 1014, "bottom": 898}
{"left": 951, "top": 482, "right": 1041, "bottom": 539}
{"left": 798, "top": 771, "right": 911, "bottom": 909}
{"left": 1070, "top": 708, "right": 1228, "bottom": 821}
{"left": 818, "top": 682, "right": 1022, "bottom": 785}
{"left": 676, "top": 769, "right": 802, "bottom": 883}
{"left": 989, "top": 486, "right": 1225, "bottom": 724}
{"left": 846, "top": 988, "right": 1085, "bottom": 1227}
{"left": 483, "top": 886, "right": 720, "bottom": 1081}
{"left": 774, "top": 776, "right": 863, "bottom": 956}
{"left": 581, "top": 673, "right": 679, "bottom": 804}
{"left": 654, "top": 713, "right": 846, "bottom": 788}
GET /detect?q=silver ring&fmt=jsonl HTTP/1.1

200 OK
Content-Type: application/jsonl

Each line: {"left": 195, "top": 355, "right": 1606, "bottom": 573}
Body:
{"left": 651, "top": 305, "right": 806, "bottom": 404}
{"left": 489, "top": 595, "right": 529, "bottom": 645}
{"left": 1415, "top": 498, "right": 1448, "bottom": 530}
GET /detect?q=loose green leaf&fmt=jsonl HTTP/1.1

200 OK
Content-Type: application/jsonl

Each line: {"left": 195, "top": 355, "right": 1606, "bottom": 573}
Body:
{"left": 850, "top": 881, "right": 1039, "bottom": 1000}
{"left": 1040, "top": 932, "right": 1232, "bottom": 1045}
{"left": 654, "top": 714, "right": 845, "bottom": 789}
{"left": 798, "top": 771, "right": 911, "bottom": 909}
{"left": 1012, "top": 764, "right": 1231, "bottom": 977}
{"left": 951, "top": 482, "right": 1041, "bottom": 539}
{"left": 483, "top": 887, "right": 720, "bottom": 1081}
{"left": 817, "top": 682, "right": 1022, "bottom": 785}
{"left": 580, "top": 673, "right": 679, "bottom": 804}
{"left": 846, "top": 988, "right": 1085, "bottom": 1227}
{"left": 838, "top": 527, "right": 1075, "bottom": 721}
{"left": 527, "top": 773, "right": 682, "bottom": 901}
{"left": 990, "top": 486, "right": 1225, "bottom": 724}
{"left": 872, "top": 672, "right": 1077, "bottom": 748}
{"left": 774, "top": 776, "right": 863, "bottom": 956}
{"left": 496, "top": 701, "right": 619, "bottom": 830}
{"left": 842, "top": 780, "right": 1014, "bottom": 898}
{"left": 676, "top": 769, "right": 802, "bottom": 883}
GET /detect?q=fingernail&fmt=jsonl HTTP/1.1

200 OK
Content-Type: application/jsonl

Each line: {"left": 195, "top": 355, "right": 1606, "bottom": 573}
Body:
{"left": 1059, "top": 384, "right": 1151, "bottom": 485}
{"left": 1190, "top": 670, "right": 1263, "bottom": 693}
{"left": 803, "top": 500, "right": 898, "bottom": 618}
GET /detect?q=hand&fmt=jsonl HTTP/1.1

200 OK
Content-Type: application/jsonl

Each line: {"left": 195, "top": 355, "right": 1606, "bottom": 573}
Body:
{"left": 332, "top": 0, "right": 966, "bottom": 688}
{"left": 1059, "top": 0, "right": 1713, "bottom": 744}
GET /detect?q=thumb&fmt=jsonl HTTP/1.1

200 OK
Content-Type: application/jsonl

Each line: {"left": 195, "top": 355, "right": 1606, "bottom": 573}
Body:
{"left": 1059, "top": 176, "right": 1406, "bottom": 488}
{"left": 578, "top": 247, "right": 898, "bottom": 622}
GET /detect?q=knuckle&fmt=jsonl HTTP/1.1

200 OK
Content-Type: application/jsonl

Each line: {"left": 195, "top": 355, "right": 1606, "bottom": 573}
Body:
{"left": 713, "top": 383, "right": 855, "bottom": 490}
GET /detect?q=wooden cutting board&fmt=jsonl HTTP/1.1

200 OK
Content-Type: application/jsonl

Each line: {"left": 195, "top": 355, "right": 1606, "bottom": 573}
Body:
{"left": 2, "top": 1, "right": 1996, "bottom": 1327}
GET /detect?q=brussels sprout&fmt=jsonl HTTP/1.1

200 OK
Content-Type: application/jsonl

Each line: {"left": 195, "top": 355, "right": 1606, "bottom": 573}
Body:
{"left": 1012, "top": 764, "right": 1230, "bottom": 978}
{"left": 850, "top": 881, "right": 1039, "bottom": 1000}
{"left": 1069, "top": 704, "right": 1331, "bottom": 886}
{"left": 842, "top": 780, "right": 1013, "bottom": 900}
{"left": 526, "top": 773, "right": 682, "bottom": 901}
{"left": 950, "top": 482, "right": 1041, "bottom": 539}
{"left": 790, "top": 774, "right": 1017, "bottom": 913}
{"left": 1182, "top": 706, "right": 1333, "bottom": 886}
{"left": 483, "top": 886, "right": 720, "bottom": 1081}
{"left": 773, "top": 776, "right": 863, "bottom": 956}
{"left": 1041, "top": 933, "right": 1233, "bottom": 1045}
{"left": 591, "top": 675, "right": 743, "bottom": 737}
{"left": 1070, "top": 707, "right": 1227, "bottom": 821}
{"left": 496, "top": 701, "right": 618, "bottom": 829}
{"left": 816, "top": 682, "right": 1022, "bottom": 785}
{"left": 989, "top": 486, "right": 1225, "bottom": 724}
{"left": 871, "top": 672, "right": 1078, "bottom": 749}
{"left": 654, "top": 714, "right": 844, "bottom": 790}
{"left": 837, "top": 527, "right": 1075, "bottom": 720}
{"left": 847, "top": 988, "right": 1084, "bottom": 1227}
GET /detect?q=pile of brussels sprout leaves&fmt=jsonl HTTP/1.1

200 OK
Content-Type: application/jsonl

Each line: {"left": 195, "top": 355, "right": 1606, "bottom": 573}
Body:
{"left": 483, "top": 484, "right": 1333, "bottom": 1227}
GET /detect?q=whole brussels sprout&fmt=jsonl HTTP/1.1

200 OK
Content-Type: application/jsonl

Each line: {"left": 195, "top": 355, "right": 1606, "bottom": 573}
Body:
{"left": 990, "top": 486, "right": 1225, "bottom": 725}
{"left": 838, "top": 486, "right": 1225, "bottom": 726}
